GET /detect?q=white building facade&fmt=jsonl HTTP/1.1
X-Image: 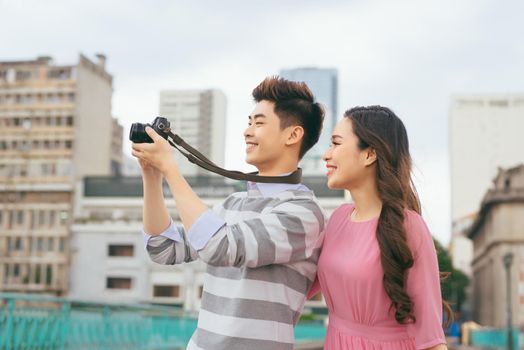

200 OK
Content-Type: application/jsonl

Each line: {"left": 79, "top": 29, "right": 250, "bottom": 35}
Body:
{"left": 70, "top": 176, "right": 345, "bottom": 312}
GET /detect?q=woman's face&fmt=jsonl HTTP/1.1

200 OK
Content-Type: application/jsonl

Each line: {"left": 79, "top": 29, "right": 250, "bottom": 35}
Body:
{"left": 322, "top": 118, "right": 374, "bottom": 190}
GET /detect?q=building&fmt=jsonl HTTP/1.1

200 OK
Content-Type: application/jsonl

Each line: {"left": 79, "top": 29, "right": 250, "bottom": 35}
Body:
{"left": 0, "top": 54, "right": 123, "bottom": 295}
{"left": 158, "top": 89, "right": 226, "bottom": 176}
{"left": 70, "top": 175, "right": 345, "bottom": 311}
{"left": 468, "top": 164, "right": 524, "bottom": 328}
{"left": 279, "top": 68, "right": 338, "bottom": 174}
{"left": 449, "top": 94, "right": 524, "bottom": 276}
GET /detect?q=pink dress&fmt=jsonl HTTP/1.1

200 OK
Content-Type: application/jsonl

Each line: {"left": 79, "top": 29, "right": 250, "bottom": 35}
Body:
{"left": 311, "top": 204, "right": 446, "bottom": 349}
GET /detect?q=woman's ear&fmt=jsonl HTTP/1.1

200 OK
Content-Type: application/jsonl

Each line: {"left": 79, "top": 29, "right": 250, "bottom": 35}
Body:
{"left": 364, "top": 148, "right": 377, "bottom": 166}
{"left": 286, "top": 125, "right": 305, "bottom": 146}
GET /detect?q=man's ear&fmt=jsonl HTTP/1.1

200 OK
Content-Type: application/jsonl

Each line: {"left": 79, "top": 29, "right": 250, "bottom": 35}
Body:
{"left": 285, "top": 125, "right": 304, "bottom": 146}
{"left": 364, "top": 148, "right": 377, "bottom": 167}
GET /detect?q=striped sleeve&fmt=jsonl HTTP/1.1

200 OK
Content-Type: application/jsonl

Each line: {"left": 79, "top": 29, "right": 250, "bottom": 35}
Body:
{"left": 145, "top": 220, "right": 198, "bottom": 265}
{"left": 195, "top": 198, "right": 325, "bottom": 268}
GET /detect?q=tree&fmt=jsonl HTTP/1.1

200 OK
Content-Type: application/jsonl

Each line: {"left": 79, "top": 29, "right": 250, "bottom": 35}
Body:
{"left": 433, "top": 238, "right": 470, "bottom": 313}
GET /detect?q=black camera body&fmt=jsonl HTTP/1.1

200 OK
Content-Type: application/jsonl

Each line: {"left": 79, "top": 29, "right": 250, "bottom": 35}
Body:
{"left": 129, "top": 117, "right": 171, "bottom": 143}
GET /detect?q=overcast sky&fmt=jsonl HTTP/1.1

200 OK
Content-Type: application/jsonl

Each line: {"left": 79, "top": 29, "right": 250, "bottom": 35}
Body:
{"left": 2, "top": 0, "right": 523, "bottom": 245}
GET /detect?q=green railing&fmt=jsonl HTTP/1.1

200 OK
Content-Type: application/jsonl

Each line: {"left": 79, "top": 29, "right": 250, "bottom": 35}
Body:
{"left": 0, "top": 293, "right": 326, "bottom": 350}
{"left": 0, "top": 293, "right": 194, "bottom": 350}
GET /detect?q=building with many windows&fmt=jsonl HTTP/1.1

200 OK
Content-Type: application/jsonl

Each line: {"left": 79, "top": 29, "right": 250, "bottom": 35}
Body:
{"left": 0, "top": 54, "right": 123, "bottom": 295}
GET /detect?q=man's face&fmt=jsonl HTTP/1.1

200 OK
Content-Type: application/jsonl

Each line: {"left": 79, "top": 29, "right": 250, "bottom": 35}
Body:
{"left": 244, "top": 100, "right": 289, "bottom": 170}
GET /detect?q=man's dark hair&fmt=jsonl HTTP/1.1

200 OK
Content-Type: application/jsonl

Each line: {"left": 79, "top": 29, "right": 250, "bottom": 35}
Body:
{"left": 252, "top": 76, "right": 324, "bottom": 159}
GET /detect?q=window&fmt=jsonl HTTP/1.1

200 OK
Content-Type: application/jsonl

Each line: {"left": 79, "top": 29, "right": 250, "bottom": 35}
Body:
{"left": 59, "top": 211, "right": 69, "bottom": 225}
{"left": 108, "top": 244, "right": 134, "bottom": 257}
{"left": 22, "top": 119, "right": 31, "bottom": 129}
{"left": 38, "top": 210, "right": 46, "bottom": 225}
{"left": 106, "top": 277, "right": 132, "bottom": 290}
{"left": 489, "top": 100, "right": 509, "bottom": 107}
{"left": 14, "top": 237, "right": 22, "bottom": 251}
{"left": 59, "top": 238, "right": 65, "bottom": 252}
{"left": 13, "top": 264, "right": 20, "bottom": 277}
{"left": 17, "top": 211, "right": 24, "bottom": 225}
{"left": 16, "top": 70, "right": 32, "bottom": 81}
{"left": 153, "top": 285, "right": 180, "bottom": 298}
{"left": 49, "top": 211, "right": 55, "bottom": 226}
{"left": 48, "top": 69, "right": 70, "bottom": 80}
{"left": 37, "top": 237, "right": 44, "bottom": 252}
{"left": 46, "top": 265, "right": 53, "bottom": 285}
{"left": 47, "top": 237, "right": 54, "bottom": 251}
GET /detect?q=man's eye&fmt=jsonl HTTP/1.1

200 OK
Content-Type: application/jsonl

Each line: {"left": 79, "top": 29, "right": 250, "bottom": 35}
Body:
{"left": 255, "top": 122, "right": 263, "bottom": 126}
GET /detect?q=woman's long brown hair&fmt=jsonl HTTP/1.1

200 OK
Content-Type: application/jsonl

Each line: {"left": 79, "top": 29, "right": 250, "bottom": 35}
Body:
{"left": 346, "top": 106, "right": 452, "bottom": 326}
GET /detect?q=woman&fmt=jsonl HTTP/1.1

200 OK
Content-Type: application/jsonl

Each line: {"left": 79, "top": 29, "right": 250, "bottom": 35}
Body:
{"left": 311, "top": 106, "right": 449, "bottom": 349}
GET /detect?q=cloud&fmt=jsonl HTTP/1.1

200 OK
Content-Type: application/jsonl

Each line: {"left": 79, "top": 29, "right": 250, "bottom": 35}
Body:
{"left": 2, "top": 0, "right": 524, "bottom": 245}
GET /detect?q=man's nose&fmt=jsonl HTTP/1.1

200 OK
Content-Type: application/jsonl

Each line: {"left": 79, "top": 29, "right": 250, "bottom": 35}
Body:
{"left": 244, "top": 125, "right": 253, "bottom": 138}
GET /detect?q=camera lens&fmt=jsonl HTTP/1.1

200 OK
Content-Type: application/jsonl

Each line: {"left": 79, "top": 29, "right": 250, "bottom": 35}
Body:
{"left": 129, "top": 123, "right": 153, "bottom": 143}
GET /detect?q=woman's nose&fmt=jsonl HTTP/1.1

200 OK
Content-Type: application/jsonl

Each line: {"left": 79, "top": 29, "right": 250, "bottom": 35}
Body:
{"left": 322, "top": 149, "right": 331, "bottom": 162}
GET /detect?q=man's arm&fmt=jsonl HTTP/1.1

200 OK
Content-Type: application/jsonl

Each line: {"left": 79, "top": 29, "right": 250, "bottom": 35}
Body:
{"left": 133, "top": 138, "right": 200, "bottom": 265}
{"left": 132, "top": 127, "right": 209, "bottom": 233}
{"left": 194, "top": 198, "right": 325, "bottom": 268}
{"left": 141, "top": 165, "right": 171, "bottom": 235}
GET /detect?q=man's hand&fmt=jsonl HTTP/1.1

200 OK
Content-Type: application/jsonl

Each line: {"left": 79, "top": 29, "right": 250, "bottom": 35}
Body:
{"left": 131, "top": 127, "right": 177, "bottom": 175}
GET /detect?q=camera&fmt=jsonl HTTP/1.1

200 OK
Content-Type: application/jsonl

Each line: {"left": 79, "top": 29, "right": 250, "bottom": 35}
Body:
{"left": 129, "top": 117, "right": 171, "bottom": 143}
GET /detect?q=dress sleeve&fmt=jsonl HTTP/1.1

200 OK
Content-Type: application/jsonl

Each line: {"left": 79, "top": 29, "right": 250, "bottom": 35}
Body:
{"left": 405, "top": 211, "right": 447, "bottom": 349}
{"left": 307, "top": 276, "right": 321, "bottom": 300}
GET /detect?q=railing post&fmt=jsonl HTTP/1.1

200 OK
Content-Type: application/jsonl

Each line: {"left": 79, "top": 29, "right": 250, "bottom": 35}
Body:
{"left": 60, "top": 301, "right": 71, "bottom": 350}
{"left": 5, "top": 298, "right": 15, "bottom": 350}
{"left": 103, "top": 305, "right": 110, "bottom": 350}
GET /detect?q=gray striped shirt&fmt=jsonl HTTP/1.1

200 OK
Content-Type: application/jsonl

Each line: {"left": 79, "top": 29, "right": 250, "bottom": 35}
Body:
{"left": 144, "top": 182, "right": 325, "bottom": 350}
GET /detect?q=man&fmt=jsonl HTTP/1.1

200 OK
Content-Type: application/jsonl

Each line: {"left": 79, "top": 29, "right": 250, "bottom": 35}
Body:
{"left": 131, "top": 76, "right": 325, "bottom": 350}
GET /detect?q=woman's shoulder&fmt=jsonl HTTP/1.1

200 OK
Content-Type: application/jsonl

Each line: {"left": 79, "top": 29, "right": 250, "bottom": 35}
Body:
{"left": 329, "top": 203, "right": 353, "bottom": 222}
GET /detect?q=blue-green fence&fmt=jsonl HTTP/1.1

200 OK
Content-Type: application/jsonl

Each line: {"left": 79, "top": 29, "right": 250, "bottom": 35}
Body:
{"left": 0, "top": 293, "right": 326, "bottom": 350}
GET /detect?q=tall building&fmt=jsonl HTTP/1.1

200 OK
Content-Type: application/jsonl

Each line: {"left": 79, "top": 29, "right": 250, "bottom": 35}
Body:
{"left": 158, "top": 89, "right": 226, "bottom": 176}
{"left": 468, "top": 164, "right": 524, "bottom": 328}
{"left": 0, "top": 54, "right": 123, "bottom": 295}
{"left": 449, "top": 94, "right": 524, "bottom": 276}
{"left": 279, "top": 67, "right": 338, "bottom": 174}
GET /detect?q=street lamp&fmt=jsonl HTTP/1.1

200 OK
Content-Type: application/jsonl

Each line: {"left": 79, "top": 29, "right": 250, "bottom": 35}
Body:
{"left": 503, "top": 252, "right": 514, "bottom": 350}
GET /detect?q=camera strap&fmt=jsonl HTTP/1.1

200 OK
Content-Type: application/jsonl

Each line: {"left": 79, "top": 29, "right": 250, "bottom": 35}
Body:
{"left": 165, "top": 130, "right": 302, "bottom": 184}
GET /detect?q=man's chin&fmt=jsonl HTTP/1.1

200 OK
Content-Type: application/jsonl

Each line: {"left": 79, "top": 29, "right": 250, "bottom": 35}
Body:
{"left": 245, "top": 155, "right": 257, "bottom": 166}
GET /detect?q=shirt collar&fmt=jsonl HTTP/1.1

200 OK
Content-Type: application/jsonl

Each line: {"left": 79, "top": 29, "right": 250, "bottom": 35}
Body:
{"left": 246, "top": 171, "right": 309, "bottom": 197}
